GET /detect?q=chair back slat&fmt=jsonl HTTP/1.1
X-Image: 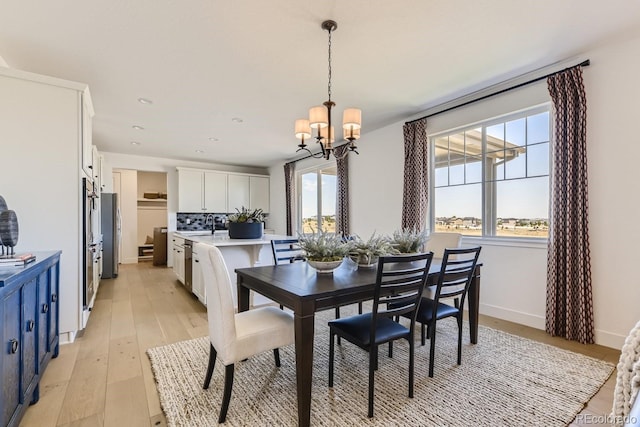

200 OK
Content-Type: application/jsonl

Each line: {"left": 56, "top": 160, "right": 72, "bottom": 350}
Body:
{"left": 271, "top": 239, "right": 305, "bottom": 265}
{"left": 370, "top": 252, "right": 433, "bottom": 339}
{"left": 433, "top": 247, "right": 481, "bottom": 309}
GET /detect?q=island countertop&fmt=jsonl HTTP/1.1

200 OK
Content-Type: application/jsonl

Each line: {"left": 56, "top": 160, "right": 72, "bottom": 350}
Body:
{"left": 174, "top": 232, "right": 292, "bottom": 247}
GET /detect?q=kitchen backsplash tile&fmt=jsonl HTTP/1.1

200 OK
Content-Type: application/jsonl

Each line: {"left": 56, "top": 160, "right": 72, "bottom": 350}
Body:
{"left": 176, "top": 213, "right": 228, "bottom": 231}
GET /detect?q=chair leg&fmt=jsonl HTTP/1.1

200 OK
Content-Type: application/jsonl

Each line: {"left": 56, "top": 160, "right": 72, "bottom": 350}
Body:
{"left": 409, "top": 337, "right": 415, "bottom": 398}
{"left": 429, "top": 324, "right": 436, "bottom": 378}
{"left": 203, "top": 343, "right": 217, "bottom": 389}
{"left": 457, "top": 316, "right": 463, "bottom": 365}
{"left": 421, "top": 323, "right": 426, "bottom": 346}
{"left": 273, "top": 348, "right": 281, "bottom": 367}
{"left": 328, "top": 332, "right": 335, "bottom": 388}
{"left": 358, "top": 302, "right": 363, "bottom": 314}
{"left": 335, "top": 307, "right": 341, "bottom": 345}
{"left": 368, "top": 345, "right": 376, "bottom": 418}
{"left": 374, "top": 345, "right": 379, "bottom": 371}
{"left": 388, "top": 341, "right": 393, "bottom": 358}
{"left": 218, "top": 364, "right": 235, "bottom": 424}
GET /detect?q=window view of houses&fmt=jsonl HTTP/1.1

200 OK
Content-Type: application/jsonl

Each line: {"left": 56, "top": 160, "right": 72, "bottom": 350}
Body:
{"left": 435, "top": 216, "right": 549, "bottom": 237}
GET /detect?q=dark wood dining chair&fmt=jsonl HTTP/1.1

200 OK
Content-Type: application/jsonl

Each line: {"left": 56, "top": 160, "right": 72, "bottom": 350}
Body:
{"left": 270, "top": 238, "right": 362, "bottom": 318}
{"left": 405, "top": 246, "right": 481, "bottom": 377}
{"left": 328, "top": 252, "right": 433, "bottom": 418}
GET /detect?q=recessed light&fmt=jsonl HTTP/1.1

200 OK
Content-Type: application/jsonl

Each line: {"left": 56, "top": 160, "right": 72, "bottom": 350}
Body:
{"left": 130, "top": 141, "right": 141, "bottom": 146}
{"left": 208, "top": 137, "right": 219, "bottom": 142}
{"left": 132, "top": 125, "right": 145, "bottom": 130}
{"left": 138, "top": 98, "right": 153, "bottom": 105}
{"left": 231, "top": 117, "right": 243, "bottom": 123}
{"left": 195, "top": 149, "right": 205, "bottom": 153}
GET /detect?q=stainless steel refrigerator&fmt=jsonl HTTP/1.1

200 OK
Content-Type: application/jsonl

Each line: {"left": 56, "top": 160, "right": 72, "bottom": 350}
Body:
{"left": 101, "top": 193, "right": 120, "bottom": 278}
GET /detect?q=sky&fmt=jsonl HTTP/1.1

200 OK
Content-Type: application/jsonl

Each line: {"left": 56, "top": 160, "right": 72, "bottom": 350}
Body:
{"left": 301, "top": 171, "right": 336, "bottom": 219}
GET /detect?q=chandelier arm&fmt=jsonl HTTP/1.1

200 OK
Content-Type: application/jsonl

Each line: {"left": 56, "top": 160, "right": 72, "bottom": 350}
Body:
{"left": 296, "top": 146, "right": 325, "bottom": 159}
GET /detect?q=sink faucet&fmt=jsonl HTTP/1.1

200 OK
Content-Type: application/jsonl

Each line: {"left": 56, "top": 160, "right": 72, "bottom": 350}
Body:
{"left": 204, "top": 214, "right": 215, "bottom": 235}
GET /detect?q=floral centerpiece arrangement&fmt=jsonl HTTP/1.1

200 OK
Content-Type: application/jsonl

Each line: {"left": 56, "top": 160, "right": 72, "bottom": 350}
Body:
{"left": 349, "top": 232, "right": 396, "bottom": 268}
{"left": 227, "top": 207, "right": 265, "bottom": 239}
{"left": 390, "top": 227, "right": 429, "bottom": 254}
{"left": 298, "top": 229, "right": 351, "bottom": 273}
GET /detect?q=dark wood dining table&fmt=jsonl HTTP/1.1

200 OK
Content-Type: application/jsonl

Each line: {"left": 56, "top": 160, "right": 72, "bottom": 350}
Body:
{"left": 236, "top": 259, "right": 482, "bottom": 427}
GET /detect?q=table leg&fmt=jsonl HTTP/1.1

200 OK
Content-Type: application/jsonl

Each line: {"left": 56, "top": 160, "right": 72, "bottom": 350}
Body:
{"left": 237, "top": 277, "right": 250, "bottom": 313}
{"left": 468, "top": 267, "right": 481, "bottom": 344}
{"left": 295, "top": 311, "right": 314, "bottom": 427}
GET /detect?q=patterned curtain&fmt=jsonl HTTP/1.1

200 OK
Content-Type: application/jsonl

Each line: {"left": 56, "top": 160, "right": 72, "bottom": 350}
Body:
{"left": 401, "top": 118, "right": 429, "bottom": 231}
{"left": 334, "top": 145, "right": 350, "bottom": 236}
{"left": 284, "top": 162, "right": 295, "bottom": 236}
{"left": 545, "top": 66, "right": 594, "bottom": 344}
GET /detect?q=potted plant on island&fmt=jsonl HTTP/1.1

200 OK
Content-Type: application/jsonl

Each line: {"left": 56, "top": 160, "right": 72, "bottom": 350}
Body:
{"left": 349, "top": 232, "right": 396, "bottom": 268}
{"left": 390, "top": 227, "right": 429, "bottom": 254}
{"left": 298, "top": 229, "right": 351, "bottom": 273}
{"left": 227, "top": 207, "right": 266, "bottom": 239}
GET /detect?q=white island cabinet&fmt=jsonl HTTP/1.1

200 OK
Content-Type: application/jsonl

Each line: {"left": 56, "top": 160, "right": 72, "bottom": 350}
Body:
{"left": 176, "top": 233, "right": 290, "bottom": 307}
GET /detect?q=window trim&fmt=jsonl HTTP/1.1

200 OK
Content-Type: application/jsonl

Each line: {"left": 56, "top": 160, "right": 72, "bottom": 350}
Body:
{"left": 428, "top": 103, "right": 552, "bottom": 241}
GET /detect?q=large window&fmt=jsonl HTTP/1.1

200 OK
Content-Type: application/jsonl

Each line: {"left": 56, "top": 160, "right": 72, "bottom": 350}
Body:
{"left": 431, "top": 105, "right": 550, "bottom": 238}
{"left": 298, "top": 165, "right": 337, "bottom": 233}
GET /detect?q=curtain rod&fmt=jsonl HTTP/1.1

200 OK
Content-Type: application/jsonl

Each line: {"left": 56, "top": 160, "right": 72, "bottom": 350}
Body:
{"left": 405, "top": 59, "right": 590, "bottom": 125}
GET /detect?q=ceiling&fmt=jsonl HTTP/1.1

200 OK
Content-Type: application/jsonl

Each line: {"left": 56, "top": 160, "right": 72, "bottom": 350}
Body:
{"left": 1, "top": 1, "right": 639, "bottom": 168}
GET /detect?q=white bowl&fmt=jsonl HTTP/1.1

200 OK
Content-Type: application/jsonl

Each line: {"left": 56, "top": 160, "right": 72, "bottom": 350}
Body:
{"left": 307, "top": 259, "right": 344, "bottom": 274}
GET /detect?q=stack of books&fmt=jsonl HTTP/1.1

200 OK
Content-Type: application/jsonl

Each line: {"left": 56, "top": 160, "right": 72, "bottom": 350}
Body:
{"left": 0, "top": 253, "right": 36, "bottom": 267}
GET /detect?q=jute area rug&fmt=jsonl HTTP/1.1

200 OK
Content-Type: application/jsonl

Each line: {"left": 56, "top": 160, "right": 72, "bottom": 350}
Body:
{"left": 147, "top": 307, "right": 614, "bottom": 427}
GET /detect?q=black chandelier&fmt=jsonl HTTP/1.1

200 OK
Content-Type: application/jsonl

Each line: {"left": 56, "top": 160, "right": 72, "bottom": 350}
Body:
{"left": 294, "top": 20, "right": 362, "bottom": 160}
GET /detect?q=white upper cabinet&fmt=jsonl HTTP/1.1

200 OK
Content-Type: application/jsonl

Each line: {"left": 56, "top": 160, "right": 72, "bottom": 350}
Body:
{"left": 177, "top": 168, "right": 269, "bottom": 213}
{"left": 249, "top": 176, "right": 270, "bottom": 212}
{"left": 178, "top": 169, "right": 205, "bottom": 211}
{"left": 228, "top": 174, "right": 250, "bottom": 212}
{"left": 203, "top": 172, "right": 228, "bottom": 212}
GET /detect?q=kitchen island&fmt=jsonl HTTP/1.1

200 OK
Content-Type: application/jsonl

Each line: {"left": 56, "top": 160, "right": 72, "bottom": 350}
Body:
{"left": 172, "top": 232, "right": 291, "bottom": 306}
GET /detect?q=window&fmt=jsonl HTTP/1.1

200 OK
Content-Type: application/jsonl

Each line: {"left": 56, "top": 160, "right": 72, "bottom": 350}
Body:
{"left": 431, "top": 105, "right": 550, "bottom": 238}
{"left": 298, "top": 165, "right": 337, "bottom": 233}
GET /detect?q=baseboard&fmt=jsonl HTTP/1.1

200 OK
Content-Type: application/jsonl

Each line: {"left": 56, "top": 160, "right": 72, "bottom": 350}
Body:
{"left": 480, "top": 303, "right": 546, "bottom": 330}
{"left": 480, "top": 303, "right": 625, "bottom": 350}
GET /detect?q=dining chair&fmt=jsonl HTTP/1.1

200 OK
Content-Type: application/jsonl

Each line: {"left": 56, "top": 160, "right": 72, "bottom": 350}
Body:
{"left": 328, "top": 252, "right": 433, "bottom": 418}
{"left": 198, "top": 243, "right": 294, "bottom": 423}
{"left": 410, "top": 246, "right": 481, "bottom": 377}
{"left": 423, "top": 232, "right": 463, "bottom": 305}
{"left": 270, "top": 238, "right": 362, "bottom": 317}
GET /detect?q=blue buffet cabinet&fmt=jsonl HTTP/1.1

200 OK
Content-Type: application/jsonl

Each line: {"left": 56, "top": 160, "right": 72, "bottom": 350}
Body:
{"left": 0, "top": 251, "right": 61, "bottom": 427}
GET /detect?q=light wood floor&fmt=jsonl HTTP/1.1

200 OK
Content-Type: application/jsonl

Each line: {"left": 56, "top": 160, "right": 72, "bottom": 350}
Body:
{"left": 19, "top": 261, "right": 620, "bottom": 427}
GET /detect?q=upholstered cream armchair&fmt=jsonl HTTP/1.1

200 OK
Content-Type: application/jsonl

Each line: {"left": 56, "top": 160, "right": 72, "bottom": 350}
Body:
{"left": 425, "top": 232, "right": 462, "bottom": 259}
{"left": 198, "top": 243, "right": 294, "bottom": 424}
{"left": 423, "top": 232, "right": 463, "bottom": 302}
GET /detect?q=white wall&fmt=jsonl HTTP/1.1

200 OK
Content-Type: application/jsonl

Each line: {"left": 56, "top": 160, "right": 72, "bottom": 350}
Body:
{"left": 269, "top": 28, "right": 640, "bottom": 349}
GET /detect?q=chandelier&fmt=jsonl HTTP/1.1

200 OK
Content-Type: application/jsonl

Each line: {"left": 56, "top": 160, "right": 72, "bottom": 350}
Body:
{"left": 294, "top": 20, "right": 362, "bottom": 160}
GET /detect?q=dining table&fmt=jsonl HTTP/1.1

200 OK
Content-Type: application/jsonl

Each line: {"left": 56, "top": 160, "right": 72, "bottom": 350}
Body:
{"left": 236, "top": 258, "right": 482, "bottom": 427}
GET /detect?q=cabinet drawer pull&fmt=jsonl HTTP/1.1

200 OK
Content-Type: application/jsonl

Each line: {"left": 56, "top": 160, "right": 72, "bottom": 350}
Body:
{"left": 195, "top": 259, "right": 199, "bottom": 263}
{"left": 9, "top": 339, "right": 18, "bottom": 354}
{"left": 52, "top": 293, "right": 58, "bottom": 303}
{"left": 43, "top": 303, "right": 49, "bottom": 313}
{"left": 27, "top": 320, "right": 35, "bottom": 332}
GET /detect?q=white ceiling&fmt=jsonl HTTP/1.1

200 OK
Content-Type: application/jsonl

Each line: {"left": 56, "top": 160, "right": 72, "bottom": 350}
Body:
{"left": 1, "top": 1, "right": 639, "bottom": 168}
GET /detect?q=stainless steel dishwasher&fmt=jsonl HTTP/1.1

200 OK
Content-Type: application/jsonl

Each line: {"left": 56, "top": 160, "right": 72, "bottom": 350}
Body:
{"left": 184, "top": 239, "right": 193, "bottom": 292}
